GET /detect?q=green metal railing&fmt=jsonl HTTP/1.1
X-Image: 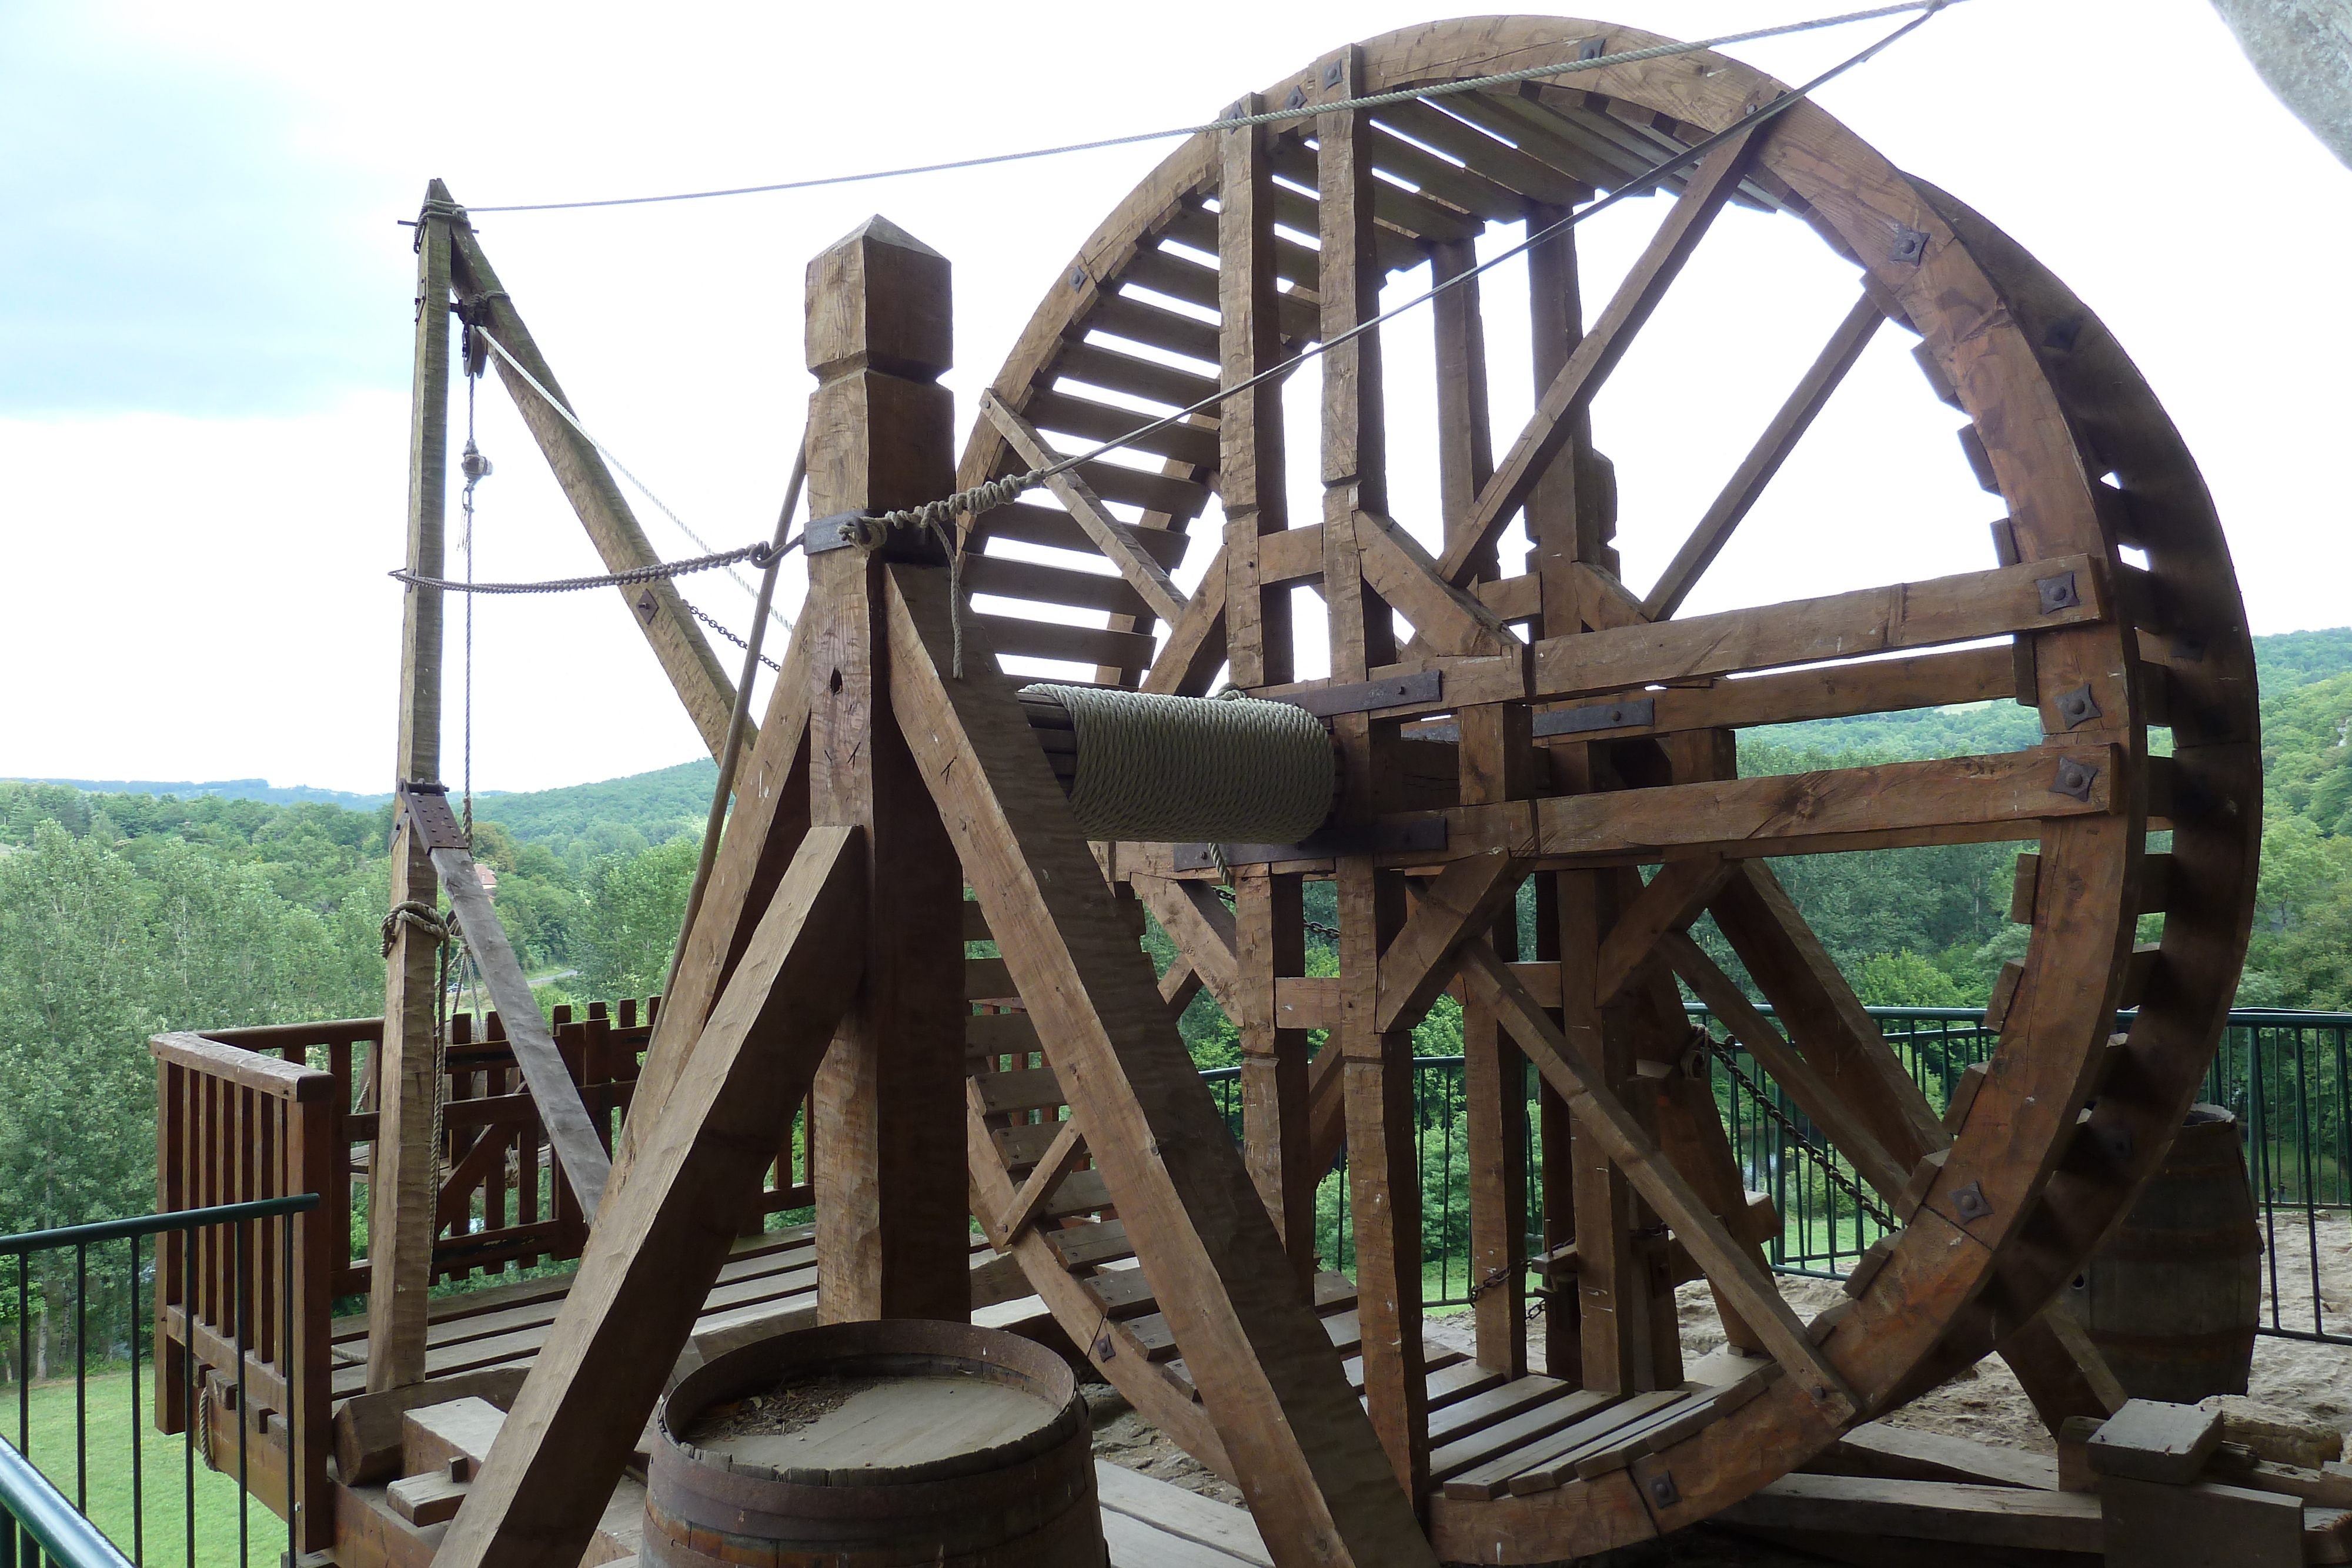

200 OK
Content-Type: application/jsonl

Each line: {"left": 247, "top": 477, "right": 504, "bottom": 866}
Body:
{"left": 0, "top": 1196, "right": 316, "bottom": 1568}
{"left": 1206, "top": 1007, "right": 2352, "bottom": 1333}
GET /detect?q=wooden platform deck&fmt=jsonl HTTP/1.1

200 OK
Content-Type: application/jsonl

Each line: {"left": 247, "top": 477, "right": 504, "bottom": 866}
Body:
{"left": 326, "top": 1224, "right": 1044, "bottom": 1405}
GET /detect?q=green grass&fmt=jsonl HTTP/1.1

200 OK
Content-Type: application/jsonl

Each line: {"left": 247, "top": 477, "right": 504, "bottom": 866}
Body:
{"left": 5, "top": 1368, "right": 283, "bottom": 1566}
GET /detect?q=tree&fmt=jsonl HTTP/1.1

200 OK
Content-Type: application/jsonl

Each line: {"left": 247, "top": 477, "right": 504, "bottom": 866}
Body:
{"left": 572, "top": 835, "right": 700, "bottom": 1002}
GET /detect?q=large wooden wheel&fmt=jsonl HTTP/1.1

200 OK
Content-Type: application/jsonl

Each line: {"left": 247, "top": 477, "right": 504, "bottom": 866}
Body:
{"left": 954, "top": 17, "right": 2260, "bottom": 1559}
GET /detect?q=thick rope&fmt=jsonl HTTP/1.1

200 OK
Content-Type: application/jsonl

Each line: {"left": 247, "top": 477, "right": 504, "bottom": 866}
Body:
{"left": 1023, "top": 683, "right": 1332, "bottom": 844}
{"left": 389, "top": 539, "right": 787, "bottom": 596}
{"left": 464, "top": 1, "right": 1964, "bottom": 213}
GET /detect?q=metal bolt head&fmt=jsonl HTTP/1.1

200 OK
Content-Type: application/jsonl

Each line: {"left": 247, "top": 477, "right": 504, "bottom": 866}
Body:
{"left": 2036, "top": 571, "right": 2082, "bottom": 614}
{"left": 1952, "top": 1180, "right": 1993, "bottom": 1222}
{"left": 1889, "top": 224, "right": 1927, "bottom": 265}
{"left": 1647, "top": 1470, "right": 1681, "bottom": 1507}
{"left": 1324, "top": 59, "right": 1344, "bottom": 88}
{"left": 2056, "top": 682, "right": 2102, "bottom": 730}
{"left": 1579, "top": 35, "right": 1608, "bottom": 60}
{"left": 2050, "top": 754, "right": 2100, "bottom": 803}
{"left": 1069, "top": 267, "right": 1088, "bottom": 292}
{"left": 1284, "top": 84, "right": 1307, "bottom": 112}
{"left": 634, "top": 590, "right": 658, "bottom": 625}
{"left": 2043, "top": 317, "right": 2084, "bottom": 353}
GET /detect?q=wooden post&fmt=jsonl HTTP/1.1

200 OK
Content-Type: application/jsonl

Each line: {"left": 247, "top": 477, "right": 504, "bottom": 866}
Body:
{"left": 1219, "top": 93, "right": 1292, "bottom": 691}
{"left": 804, "top": 216, "right": 971, "bottom": 1324}
{"left": 1237, "top": 868, "right": 1314, "bottom": 1292}
{"left": 367, "top": 180, "right": 455, "bottom": 1393}
{"left": 1317, "top": 43, "right": 1424, "bottom": 1504}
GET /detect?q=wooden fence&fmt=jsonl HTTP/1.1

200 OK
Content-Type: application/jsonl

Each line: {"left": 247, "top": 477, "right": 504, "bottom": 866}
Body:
{"left": 150, "top": 996, "right": 814, "bottom": 1546}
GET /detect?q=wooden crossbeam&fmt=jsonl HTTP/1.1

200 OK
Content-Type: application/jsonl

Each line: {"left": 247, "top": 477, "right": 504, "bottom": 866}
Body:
{"left": 1458, "top": 940, "right": 1857, "bottom": 1425}
{"left": 1132, "top": 875, "right": 1242, "bottom": 1019}
{"left": 989, "top": 1114, "right": 1089, "bottom": 1249}
{"left": 982, "top": 392, "right": 1188, "bottom": 625}
{"left": 1642, "top": 294, "right": 1885, "bottom": 621}
{"left": 435, "top": 825, "right": 870, "bottom": 1568}
{"left": 1532, "top": 555, "right": 2106, "bottom": 701}
{"left": 1438, "top": 125, "right": 1762, "bottom": 588}
{"left": 1527, "top": 747, "right": 2117, "bottom": 861}
{"left": 1355, "top": 510, "right": 1524, "bottom": 658}
{"left": 883, "top": 563, "right": 1436, "bottom": 1568}
{"left": 422, "top": 828, "right": 611, "bottom": 1216}
{"left": 1592, "top": 854, "right": 1733, "bottom": 1007}
{"left": 1659, "top": 928, "right": 1905, "bottom": 1201}
{"left": 446, "top": 218, "right": 740, "bottom": 760}
{"left": 1374, "top": 849, "right": 1530, "bottom": 1035}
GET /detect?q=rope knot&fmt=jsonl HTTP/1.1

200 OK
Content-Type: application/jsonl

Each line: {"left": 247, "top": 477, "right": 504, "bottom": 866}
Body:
{"left": 380, "top": 900, "right": 452, "bottom": 958}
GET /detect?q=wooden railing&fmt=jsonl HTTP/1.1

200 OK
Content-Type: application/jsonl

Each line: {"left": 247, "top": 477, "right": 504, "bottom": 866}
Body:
{"left": 150, "top": 1034, "right": 336, "bottom": 1552}
{"left": 152, "top": 997, "right": 813, "bottom": 1540}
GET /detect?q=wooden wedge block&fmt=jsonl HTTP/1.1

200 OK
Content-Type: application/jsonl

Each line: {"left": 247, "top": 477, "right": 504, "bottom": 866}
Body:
{"left": 1815, "top": 1419, "right": 2061, "bottom": 1492}
{"left": 401, "top": 1396, "right": 505, "bottom": 1481}
{"left": 2091, "top": 1399, "right": 2225, "bottom": 1484}
{"left": 388, "top": 1470, "right": 470, "bottom": 1527}
{"left": 1719, "top": 1474, "right": 2102, "bottom": 1553}
{"left": 2100, "top": 1476, "right": 2301, "bottom": 1567}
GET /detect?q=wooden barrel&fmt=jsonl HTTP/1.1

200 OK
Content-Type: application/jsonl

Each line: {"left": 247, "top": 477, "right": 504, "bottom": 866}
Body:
{"left": 644, "top": 1320, "right": 1104, "bottom": 1568}
{"left": 2062, "top": 1104, "right": 2263, "bottom": 1403}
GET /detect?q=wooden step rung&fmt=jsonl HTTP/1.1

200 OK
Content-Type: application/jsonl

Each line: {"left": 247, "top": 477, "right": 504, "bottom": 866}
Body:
{"left": 1430, "top": 1386, "right": 1626, "bottom": 1484}
{"left": 1267, "top": 141, "right": 1474, "bottom": 243}
{"left": 961, "top": 553, "right": 1152, "bottom": 619}
{"left": 991, "top": 1118, "right": 1071, "bottom": 1170}
{"left": 966, "top": 956, "right": 1019, "bottom": 1002}
{"left": 1425, "top": 1375, "right": 1572, "bottom": 1445}
{"left": 1370, "top": 98, "right": 1592, "bottom": 208}
{"left": 1044, "top": 1219, "right": 1134, "bottom": 1269}
{"left": 1043, "top": 1168, "right": 1113, "bottom": 1220}
{"left": 1070, "top": 458, "right": 1210, "bottom": 521}
{"left": 1364, "top": 123, "right": 1524, "bottom": 222}
{"left": 1019, "top": 386, "right": 1221, "bottom": 469}
{"left": 967, "top": 1011, "right": 1038, "bottom": 1065}
{"left": 1152, "top": 205, "right": 1321, "bottom": 292}
{"left": 1124, "top": 1312, "right": 1184, "bottom": 1361}
{"left": 1085, "top": 290, "right": 1220, "bottom": 365}
{"left": 1572, "top": 1368, "right": 1778, "bottom": 1481}
{"left": 1053, "top": 339, "right": 1221, "bottom": 411}
{"left": 972, "top": 500, "right": 1190, "bottom": 567}
{"left": 1084, "top": 1262, "right": 1159, "bottom": 1320}
{"left": 1440, "top": 1386, "right": 1690, "bottom": 1502}
{"left": 972, "top": 1065, "right": 1069, "bottom": 1116}
{"left": 970, "top": 613, "right": 1160, "bottom": 675}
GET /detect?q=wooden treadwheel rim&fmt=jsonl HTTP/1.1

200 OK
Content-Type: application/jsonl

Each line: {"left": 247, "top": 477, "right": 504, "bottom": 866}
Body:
{"left": 955, "top": 18, "right": 2261, "bottom": 1558}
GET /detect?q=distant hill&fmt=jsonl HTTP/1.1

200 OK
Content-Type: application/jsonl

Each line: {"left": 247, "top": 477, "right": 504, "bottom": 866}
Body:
{"left": 472, "top": 758, "right": 717, "bottom": 852}
{"left": 2252, "top": 627, "right": 2352, "bottom": 692}
{"left": 9, "top": 776, "right": 396, "bottom": 809}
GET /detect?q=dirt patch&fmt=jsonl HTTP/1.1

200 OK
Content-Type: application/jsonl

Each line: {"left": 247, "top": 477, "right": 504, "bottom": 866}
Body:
{"left": 683, "top": 1373, "right": 878, "bottom": 1443}
{"left": 1084, "top": 1380, "right": 1245, "bottom": 1507}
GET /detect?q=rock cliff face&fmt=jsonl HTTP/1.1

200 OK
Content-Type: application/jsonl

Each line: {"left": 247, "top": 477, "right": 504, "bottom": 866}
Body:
{"left": 2213, "top": 0, "right": 2352, "bottom": 167}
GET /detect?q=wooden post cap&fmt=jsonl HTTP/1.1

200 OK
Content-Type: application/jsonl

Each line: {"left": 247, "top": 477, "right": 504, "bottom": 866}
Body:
{"left": 805, "top": 215, "right": 951, "bottom": 381}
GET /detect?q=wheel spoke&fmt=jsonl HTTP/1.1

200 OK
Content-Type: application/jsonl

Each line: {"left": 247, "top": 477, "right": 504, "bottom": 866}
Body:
{"left": 1642, "top": 293, "right": 1885, "bottom": 621}
{"left": 1439, "top": 125, "right": 1764, "bottom": 587}
{"left": 1460, "top": 939, "right": 1856, "bottom": 1420}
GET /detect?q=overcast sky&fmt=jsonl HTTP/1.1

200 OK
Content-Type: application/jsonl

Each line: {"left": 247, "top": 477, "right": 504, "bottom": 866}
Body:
{"left": 2, "top": 1, "right": 2344, "bottom": 795}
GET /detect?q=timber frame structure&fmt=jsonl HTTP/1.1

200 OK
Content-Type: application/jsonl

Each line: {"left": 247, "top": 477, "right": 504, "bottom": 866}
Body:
{"left": 201, "top": 15, "right": 2260, "bottom": 1568}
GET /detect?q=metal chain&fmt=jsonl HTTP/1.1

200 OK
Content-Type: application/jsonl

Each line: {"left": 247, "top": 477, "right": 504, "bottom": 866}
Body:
{"left": 1211, "top": 882, "right": 1341, "bottom": 942}
{"left": 1700, "top": 1035, "right": 1895, "bottom": 1228}
{"left": 388, "top": 538, "right": 787, "bottom": 596}
{"left": 683, "top": 599, "right": 783, "bottom": 673}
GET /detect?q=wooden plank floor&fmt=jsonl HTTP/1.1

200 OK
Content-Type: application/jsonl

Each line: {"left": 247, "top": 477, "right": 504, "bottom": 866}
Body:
{"left": 327, "top": 1226, "right": 1024, "bottom": 1405}
{"left": 1100, "top": 1460, "right": 1272, "bottom": 1568}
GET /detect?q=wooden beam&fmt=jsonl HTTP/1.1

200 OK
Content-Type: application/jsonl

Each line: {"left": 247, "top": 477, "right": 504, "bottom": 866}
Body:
{"left": 1642, "top": 295, "right": 1884, "bottom": 621}
{"left": 1221, "top": 95, "right": 1293, "bottom": 690}
{"left": 1708, "top": 862, "right": 1944, "bottom": 1169}
{"left": 982, "top": 392, "right": 1188, "bottom": 626}
{"left": 1592, "top": 855, "right": 1732, "bottom": 1007}
{"left": 1432, "top": 237, "right": 1496, "bottom": 579}
{"left": 434, "top": 827, "right": 869, "bottom": 1568}
{"left": 1545, "top": 643, "right": 2013, "bottom": 741}
{"left": 1236, "top": 869, "right": 1315, "bottom": 1291}
{"left": 993, "top": 1115, "right": 1089, "bottom": 1249}
{"left": 1133, "top": 875, "right": 1242, "bottom": 1020}
{"left": 1458, "top": 941, "right": 1856, "bottom": 1426}
{"left": 445, "top": 217, "right": 739, "bottom": 760}
{"left": 1374, "top": 849, "right": 1531, "bottom": 1034}
{"left": 1660, "top": 929, "right": 1905, "bottom": 1201}
{"left": 369, "top": 183, "right": 455, "bottom": 1393}
{"left": 806, "top": 216, "right": 969, "bottom": 1325}
{"left": 881, "top": 566, "right": 1438, "bottom": 1568}
{"left": 1438, "top": 126, "right": 1762, "bottom": 588}
{"left": 1141, "top": 547, "right": 1229, "bottom": 696}
{"left": 1528, "top": 747, "right": 2118, "bottom": 861}
{"left": 1534, "top": 555, "right": 2106, "bottom": 701}
{"left": 424, "top": 833, "right": 610, "bottom": 1215}
{"left": 1356, "top": 509, "right": 1524, "bottom": 658}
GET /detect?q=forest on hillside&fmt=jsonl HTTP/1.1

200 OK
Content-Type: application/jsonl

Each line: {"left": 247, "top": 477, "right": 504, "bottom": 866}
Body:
{"left": 2, "top": 626, "right": 2347, "bottom": 1241}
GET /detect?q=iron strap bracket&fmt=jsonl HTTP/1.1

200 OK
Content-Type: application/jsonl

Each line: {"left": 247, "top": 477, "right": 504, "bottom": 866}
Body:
{"left": 396, "top": 780, "right": 469, "bottom": 850}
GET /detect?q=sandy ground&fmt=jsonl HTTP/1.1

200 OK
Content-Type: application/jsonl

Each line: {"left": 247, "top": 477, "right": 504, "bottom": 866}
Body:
{"left": 1091, "top": 1216, "right": 2352, "bottom": 1511}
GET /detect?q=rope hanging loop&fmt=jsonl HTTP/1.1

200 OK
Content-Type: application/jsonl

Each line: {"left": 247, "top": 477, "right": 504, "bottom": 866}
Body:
{"left": 1019, "top": 683, "right": 1334, "bottom": 845}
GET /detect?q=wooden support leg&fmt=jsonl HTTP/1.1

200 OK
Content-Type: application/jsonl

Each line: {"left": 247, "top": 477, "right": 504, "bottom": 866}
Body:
{"left": 1464, "top": 906, "right": 1528, "bottom": 1377}
{"left": 435, "top": 828, "right": 870, "bottom": 1568}
{"left": 1237, "top": 869, "right": 1314, "bottom": 1293}
{"left": 1341, "top": 860, "right": 1428, "bottom": 1499}
{"left": 804, "top": 216, "right": 970, "bottom": 1324}
{"left": 368, "top": 182, "right": 455, "bottom": 1395}
{"left": 1558, "top": 868, "right": 1651, "bottom": 1393}
{"left": 883, "top": 568, "right": 1438, "bottom": 1568}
